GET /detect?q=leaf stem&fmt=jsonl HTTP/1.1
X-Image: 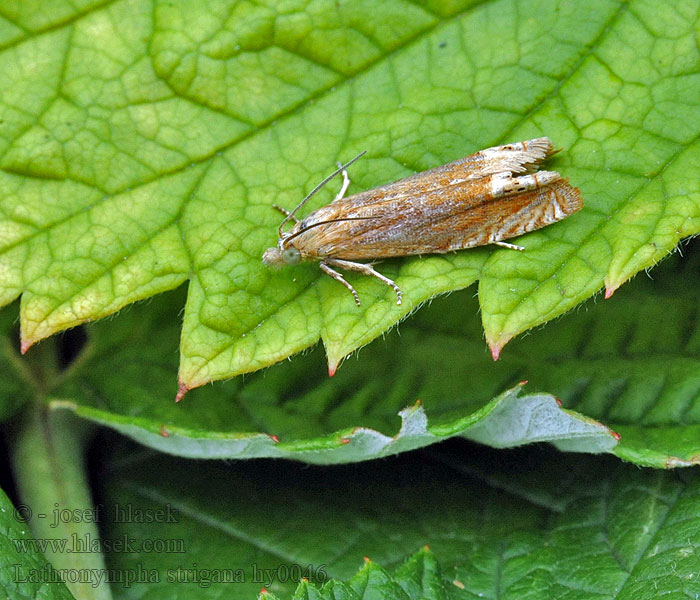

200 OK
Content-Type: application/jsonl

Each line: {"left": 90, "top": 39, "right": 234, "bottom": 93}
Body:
{"left": 11, "top": 399, "right": 112, "bottom": 600}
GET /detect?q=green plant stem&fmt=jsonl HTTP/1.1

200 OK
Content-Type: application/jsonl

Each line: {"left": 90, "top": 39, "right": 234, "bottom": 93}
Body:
{"left": 11, "top": 397, "right": 112, "bottom": 600}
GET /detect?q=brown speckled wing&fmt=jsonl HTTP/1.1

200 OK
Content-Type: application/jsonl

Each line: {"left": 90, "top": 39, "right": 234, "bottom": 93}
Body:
{"left": 290, "top": 176, "right": 581, "bottom": 260}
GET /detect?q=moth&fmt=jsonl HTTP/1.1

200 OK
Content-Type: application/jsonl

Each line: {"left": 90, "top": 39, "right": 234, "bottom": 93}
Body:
{"left": 262, "top": 137, "right": 583, "bottom": 306}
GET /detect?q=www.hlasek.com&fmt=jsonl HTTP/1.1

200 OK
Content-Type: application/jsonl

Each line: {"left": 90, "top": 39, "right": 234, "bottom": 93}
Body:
{"left": 13, "top": 563, "right": 329, "bottom": 589}
{"left": 13, "top": 532, "right": 185, "bottom": 555}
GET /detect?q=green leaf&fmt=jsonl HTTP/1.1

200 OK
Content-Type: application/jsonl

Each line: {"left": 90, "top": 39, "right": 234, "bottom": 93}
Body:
{"left": 263, "top": 550, "right": 448, "bottom": 600}
{"left": 0, "top": 0, "right": 697, "bottom": 386}
{"left": 0, "top": 237, "right": 687, "bottom": 467}
{"left": 0, "top": 487, "right": 75, "bottom": 599}
{"left": 51, "top": 384, "right": 618, "bottom": 463}
{"left": 95, "top": 438, "right": 700, "bottom": 599}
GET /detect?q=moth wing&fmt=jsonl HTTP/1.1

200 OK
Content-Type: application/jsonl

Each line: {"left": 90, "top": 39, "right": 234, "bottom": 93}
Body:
{"left": 427, "top": 178, "right": 583, "bottom": 250}
{"left": 402, "top": 136, "right": 557, "bottom": 180}
{"left": 306, "top": 177, "right": 582, "bottom": 259}
{"left": 289, "top": 178, "right": 485, "bottom": 258}
{"left": 333, "top": 137, "right": 556, "bottom": 207}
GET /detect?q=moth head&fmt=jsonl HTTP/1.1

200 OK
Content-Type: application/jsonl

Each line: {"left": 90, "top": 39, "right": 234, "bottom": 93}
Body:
{"left": 262, "top": 241, "right": 301, "bottom": 268}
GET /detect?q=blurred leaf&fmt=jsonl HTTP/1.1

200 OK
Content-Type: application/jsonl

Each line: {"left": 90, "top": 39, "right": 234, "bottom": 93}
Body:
{"left": 0, "top": 487, "right": 75, "bottom": 599}
{"left": 97, "top": 438, "right": 700, "bottom": 598}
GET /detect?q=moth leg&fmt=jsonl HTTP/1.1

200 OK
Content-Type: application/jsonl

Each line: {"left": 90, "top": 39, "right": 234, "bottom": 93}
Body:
{"left": 271, "top": 204, "right": 300, "bottom": 223}
{"left": 494, "top": 241, "right": 525, "bottom": 251}
{"left": 332, "top": 162, "right": 351, "bottom": 202}
{"left": 320, "top": 261, "right": 361, "bottom": 306}
{"left": 326, "top": 258, "right": 402, "bottom": 306}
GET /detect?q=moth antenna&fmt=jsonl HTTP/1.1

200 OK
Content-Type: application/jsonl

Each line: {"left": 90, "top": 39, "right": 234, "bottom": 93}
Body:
{"left": 278, "top": 151, "right": 367, "bottom": 237}
{"left": 284, "top": 216, "right": 373, "bottom": 245}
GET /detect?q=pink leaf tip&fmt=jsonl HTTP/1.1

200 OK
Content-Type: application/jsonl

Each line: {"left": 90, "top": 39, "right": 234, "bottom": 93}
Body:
{"left": 175, "top": 379, "right": 189, "bottom": 402}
